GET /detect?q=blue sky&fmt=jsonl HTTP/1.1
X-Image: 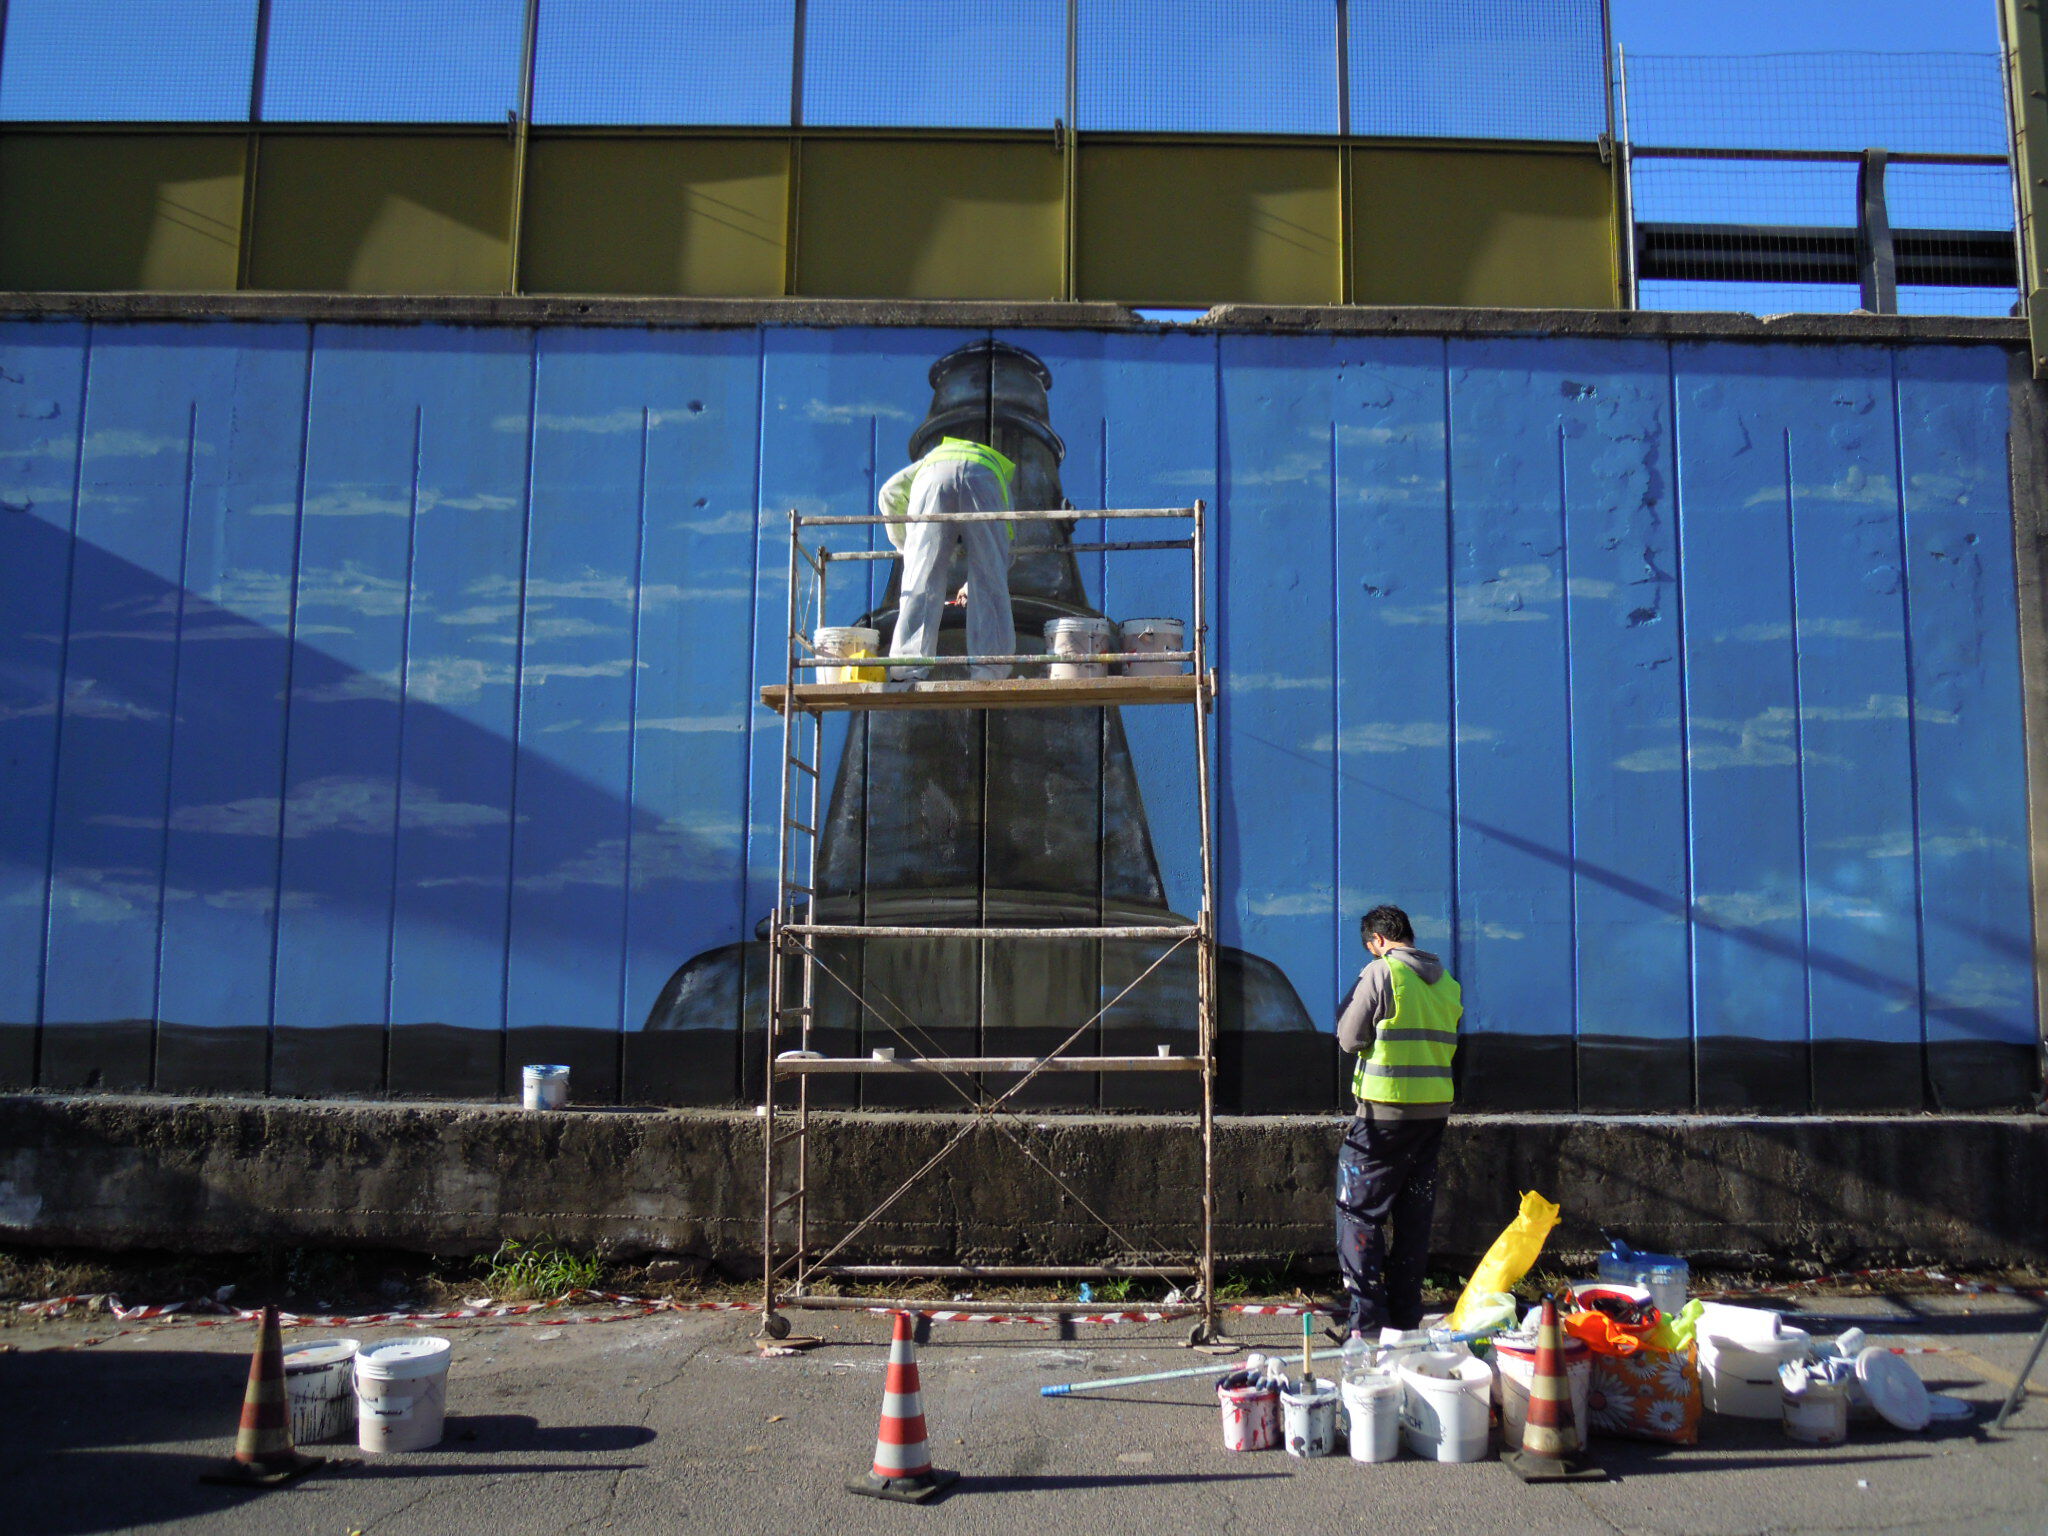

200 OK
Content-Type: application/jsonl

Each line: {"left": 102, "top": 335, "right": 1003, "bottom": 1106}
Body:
{"left": 1614, "top": 0, "right": 1999, "bottom": 55}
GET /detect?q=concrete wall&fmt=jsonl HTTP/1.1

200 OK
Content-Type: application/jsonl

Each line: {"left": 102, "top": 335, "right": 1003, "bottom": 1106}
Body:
{"left": 1, "top": 1094, "right": 2042, "bottom": 1270}
{"left": 1, "top": 298, "right": 2041, "bottom": 1116}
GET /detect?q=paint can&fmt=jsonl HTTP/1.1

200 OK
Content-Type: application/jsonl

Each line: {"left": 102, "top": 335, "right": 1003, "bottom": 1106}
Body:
{"left": 1398, "top": 1350, "right": 1493, "bottom": 1462}
{"left": 1494, "top": 1333, "right": 1592, "bottom": 1451}
{"left": 1782, "top": 1379, "right": 1849, "bottom": 1444}
{"left": 281, "top": 1337, "right": 360, "bottom": 1445}
{"left": 813, "top": 625, "right": 883, "bottom": 685}
{"left": 1341, "top": 1373, "right": 1402, "bottom": 1462}
{"left": 1117, "top": 616, "right": 1185, "bottom": 676}
{"left": 1217, "top": 1376, "right": 1280, "bottom": 1452}
{"left": 521, "top": 1064, "right": 569, "bottom": 1111}
{"left": 1281, "top": 1375, "right": 1339, "bottom": 1458}
{"left": 1044, "top": 617, "right": 1119, "bottom": 679}
{"left": 355, "top": 1337, "right": 452, "bottom": 1453}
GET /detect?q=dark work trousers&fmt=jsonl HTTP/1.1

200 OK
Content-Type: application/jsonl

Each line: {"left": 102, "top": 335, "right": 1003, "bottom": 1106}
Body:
{"left": 1334, "top": 1108, "right": 1448, "bottom": 1335}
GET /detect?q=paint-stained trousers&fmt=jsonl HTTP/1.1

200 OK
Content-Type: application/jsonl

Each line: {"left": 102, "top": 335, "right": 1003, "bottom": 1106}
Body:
{"left": 889, "top": 457, "right": 1015, "bottom": 680}
{"left": 1335, "top": 1107, "right": 1447, "bottom": 1335}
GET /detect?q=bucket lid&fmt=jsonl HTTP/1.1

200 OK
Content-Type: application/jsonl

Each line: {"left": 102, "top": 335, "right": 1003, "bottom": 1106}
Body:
{"left": 1924, "top": 1392, "right": 1975, "bottom": 1423}
{"left": 522, "top": 1063, "right": 569, "bottom": 1077}
{"left": 1044, "top": 616, "right": 1117, "bottom": 634}
{"left": 815, "top": 626, "right": 879, "bottom": 642}
{"left": 281, "top": 1337, "right": 360, "bottom": 1372}
{"left": 1855, "top": 1346, "right": 1931, "bottom": 1431}
{"left": 1119, "top": 616, "right": 1181, "bottom": 629}
{"left": 356, "top": 1336, "right": 453, "bottom": 1379}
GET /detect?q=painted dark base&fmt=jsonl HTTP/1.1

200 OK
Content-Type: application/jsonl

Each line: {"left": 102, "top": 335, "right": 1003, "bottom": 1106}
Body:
{"left": 38, "top": 1020, "right": 153, "bottom": 1092}
{"left": 388, "top": 1024, "right": 502, "bottom": 1101}
{"left": 1577, "top": 1036, "right": 1694, "bottom": 1112}
{"left": 1811, "top": 1039, "right": 1925, "bottom": 1112}
{"left": 864, "top": 1028, "right": 979, "bottom": 1110}
{"left": 740, "top": 1025, "right": 857, "bottom": 1110}
{"left": 621, "top": 1029, "right": 740, "bottom": 1107}
{"left": 1929, "top": 1042, "right": 2042, "bottom": 1111}
{"left": 155, "top": 1024, "right": 269, "bottom": 1096}
{"left": 1100, "top": 1024, "right": 1202, "bottom": 1111}
{"left": 0, "top": 1023, "right": 36, "bottom": 1090}
{"left": 984, "top": 1025, "right": 1099, "bottom": 1110}
{"left": 1697, "top": 1037, "right": 1813, "bottom": 1113}
{"left": 1457, "top": 1033, "right": 1576, "bottom": 1112}
{"left": 1217, "top": 1031, "right": 1334, "bottom": 1114}
{"left": 503, "top": 1027, "right": 621, "bottom": 1106}
{"left": 271, "top": 1026, "right": 385, "bottom": 1098}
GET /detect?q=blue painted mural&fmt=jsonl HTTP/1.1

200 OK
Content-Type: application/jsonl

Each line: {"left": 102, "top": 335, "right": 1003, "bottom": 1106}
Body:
{"left": 0, "top": 318, "right": 2036, "bottom": 1111}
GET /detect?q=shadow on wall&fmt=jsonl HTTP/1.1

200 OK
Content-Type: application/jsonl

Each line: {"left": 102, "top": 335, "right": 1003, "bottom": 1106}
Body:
{"left": 1, "top": 513, "right": 740, "bottom": 1106}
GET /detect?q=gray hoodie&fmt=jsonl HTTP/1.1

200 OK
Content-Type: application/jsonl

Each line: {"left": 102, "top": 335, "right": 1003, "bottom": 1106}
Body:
{"left": 1336, "top": 944, "right": 1454, "bottom": 1119}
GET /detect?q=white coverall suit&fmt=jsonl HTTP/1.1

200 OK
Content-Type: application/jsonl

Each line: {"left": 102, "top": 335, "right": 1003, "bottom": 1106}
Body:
{"left": 878, "top": 437, "right": 1017, "bottom": 681}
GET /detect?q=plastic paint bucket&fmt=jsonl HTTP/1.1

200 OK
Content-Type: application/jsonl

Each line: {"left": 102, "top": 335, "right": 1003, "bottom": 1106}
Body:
{"left": 1701, "top": 1328, "right": 1811, "bottom": 1419}
{"left": 1217, "top": 1379, "right": 1280, "bottom": 1452}
{"left": 1280, "top": 1376, "right": 1339, "bottom": 1458}
{"left": 1398, "top": 1351, "right": 1493, "bottom": 1462}
{"left": 1341, "top": 1373, "right": 1402, "bottom": 1462}
{"left": 355, "top": 1336, "right": 453, "bottom": 1453}
{"left": 1044, "top": 617, "right": 1119, "bottom": 679}
{"left": 521, "top": 1064, "right": 569, "bottom": 1111}
{"left": 1494, "top": 1335, "right": 1592, "bottom": 1451}
{"left": 281, "top": 1337, "right": 359, "bottom": 1445}
{"left": 1782, "top": 1381, "right": 1849, "bottom": 1444}
{"left": 1118, "top": 616, "right": 1185, "bottom": 676}
{"left": 814, "top": 625, "right": 883, "bottom": 685}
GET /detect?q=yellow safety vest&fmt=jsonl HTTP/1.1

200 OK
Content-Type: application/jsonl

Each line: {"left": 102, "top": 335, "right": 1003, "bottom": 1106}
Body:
{"left": 1351, "top": 956, "right": 1463, "bottom": 1105}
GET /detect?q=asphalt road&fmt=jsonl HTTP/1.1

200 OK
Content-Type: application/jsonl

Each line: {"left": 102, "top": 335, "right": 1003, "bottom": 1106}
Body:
{"left": 3, "top": 1292, "right": 2044, "bottom": 1536}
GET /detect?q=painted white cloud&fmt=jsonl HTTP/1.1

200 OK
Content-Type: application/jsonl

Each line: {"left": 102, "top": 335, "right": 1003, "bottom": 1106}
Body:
{"left": 594, "top": 713, "right": 746, "bottom": 734}
{"left": 1307, "top": 722, "right": 1495, "bottom": 754}
{"left": 801, "top": 399, "right": 911, "bottom": 425}
{"left": 92, "top": 775, "right": 514, "bottom": 839}
{"left": 1230, "top": 673, "right": 1334, "bottom": 693}
{"left": 1617, "top": 695, "right": 1938, "bottom": 773}
{"left": 83, "top": 429, "right": 210, "bottom": 460}
{"left": 1246, "top": 891, "right": 1333, "bottom": 917}
{"left": 1692, "top": 890, "right": 1800, "bottom": 928}
{"left": 0, "top": 676, "right": 164, "bottom": 722}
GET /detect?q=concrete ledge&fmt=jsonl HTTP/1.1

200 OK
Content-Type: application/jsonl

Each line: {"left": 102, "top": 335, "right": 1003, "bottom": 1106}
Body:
{"left": 1, "top": 1096, "right": 2042, "bottom": 1269}
{"left": 0, "top": 292, "right": 2026, "bottom": 347}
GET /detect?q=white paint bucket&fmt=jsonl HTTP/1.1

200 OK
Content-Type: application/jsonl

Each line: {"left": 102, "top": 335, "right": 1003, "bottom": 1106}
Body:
{"left": 1700, "top": 1327, "right": 1811, "bottom": 1419}
{"left": 1342, "top": 1373, "right": 1401, "bottom": 1462}
{"left": 281, "top": 1337, "right": 359, "bottom": 1445}
{"left": 1398, "top": 1351, "right": 1493, "bottom": 1462}
{"left": 356, "top": 1336, "right": 453, "bottom": 1453}
{"left": 1044, "top": 617, "right": 1119, "bottom": 679}
{"left": 1117, "top": 616, "right": 1185, "bottom": 676}
{"left": 1280, "top": 1376, "right": 1339, "bottom": 1458}
{"left": 814, "top": 625, "right": 883, "bottom": 684}
{"left": 1783, "top": 1381, "right": 1849, "bottom": 1444}
{"left": 1217, "top": 1379, "right": 1280, "bottom": 1452}
{"left": 521, "top": 1064, "right": 569, "bottom": 1111}
{"left": 1494, "top": 1334, "right": 1593, "bottom": 1451}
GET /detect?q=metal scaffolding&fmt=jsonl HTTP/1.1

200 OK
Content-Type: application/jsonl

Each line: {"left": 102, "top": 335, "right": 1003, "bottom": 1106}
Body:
{"left": 756, "top": 499, "right": 1223, "bottom": 1342}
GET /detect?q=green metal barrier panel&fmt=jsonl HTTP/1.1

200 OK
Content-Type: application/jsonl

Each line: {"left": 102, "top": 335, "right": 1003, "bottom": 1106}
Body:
{"left": 247, "top": 133, "right": 516, "bottom": 294}
{"left": 520, "top": 137, "right": 788, "bottom": 297}
{"left": 0, "top": 132, "right": 245, "bottom": 291}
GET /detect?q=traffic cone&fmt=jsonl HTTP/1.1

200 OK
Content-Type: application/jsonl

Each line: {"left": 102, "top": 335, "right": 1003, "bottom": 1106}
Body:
{"left": 1502, "top": 1296, "right": 1605, "bottom": 1483}
{"left": 201, "top": 1305, "right": 325, "bottom": 1487}
{"left": 848, "top": 1311, "right": 959, "bottom": 1503}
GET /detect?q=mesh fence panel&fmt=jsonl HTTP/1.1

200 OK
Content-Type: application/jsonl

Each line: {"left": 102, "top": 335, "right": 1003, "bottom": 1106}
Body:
{"left": 1349, "top": 0, "right": 1605, "bottom": 141}
{"left": 1078, "top": 0, "right": 1339, "bottom": 134}
{"left": 1639, "top": 279, "right": 2017, "bottom": 319}
{"left": 0, "top": 0, "right": 258, "bottom": 121}
{"left": 1623, "top": 51, "right": 2008, "bottom": 155}
{"left": 804, "top": 0, "right": 1063, "bottom": 129}
{"left": 261, "top": 0, "right": 526, "bottom": 123}
{"left": 533, "top": 0, "right": 794, "bottom": 126}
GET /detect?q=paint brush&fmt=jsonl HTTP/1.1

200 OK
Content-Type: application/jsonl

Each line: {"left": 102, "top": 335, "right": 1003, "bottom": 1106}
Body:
{"left": 1303, "top": 1311, "right": 1313, "bottom": 1387}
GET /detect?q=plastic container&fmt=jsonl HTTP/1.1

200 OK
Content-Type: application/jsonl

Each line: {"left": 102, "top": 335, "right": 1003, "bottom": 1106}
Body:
{"left": 521, "top": 1064, "right": 569, "bottom": 1111}
{"left": 1699, "top": 1313, "right": 1812, "bottom": 1420}
{"left": 1281, "top": 1376, "right": 1339, "bottom": 1458}
{"left": 355, "top": 1336, "right": 453, "bottom": 1453}
{"left": 1398, "top": 1350, "right": 1493, "bottom": 1462}
{"left": 1044, "top": 617, "right": 1119, "bottom": 679}
{"left": 1782, "top": 1379, "right": 1850, "bottom": 1444}
{"left": 1494, "top": 1334, "right": 1592, "bottom": 1452}
{"left": 281, "top": 1337, "right": 360, "bottom": 1445}
{"left": 1218, "top": 1376, "right": 1280, "bottom": 1452}
{"left": 1855, "top": 1346, "right": 1931, "bottom": 1432}
{"left": 1117, "top": 617, "right": 1185, "bottom": 676}
{"left": 1597, "top": 1239, "right": 1690, "bottom": 1317}
{"left": 814, "top": 626, "right": 884, "bottom": 685}
{"left": 1342, "top": 1373, "right": 1401, "bottom": 1462}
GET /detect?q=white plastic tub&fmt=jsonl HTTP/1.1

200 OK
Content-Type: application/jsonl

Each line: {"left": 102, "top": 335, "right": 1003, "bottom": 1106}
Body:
{"left": 356, "top": 1336, "right": 453, "bottom": 1453}
{"left": 1117, "top": 617, "right": 1185, "bottom": 676}
{"left": 814, "top": 625, "right": 883, "bottom": 685}
{"left": 521, "top": 1064, "right": 569, "bottom": 1111}
{"left": 1044, "top": 617, "right": 1119, "bottom": 679}
{"left": 1700, "top": 1321, "right": 1811, "bottom": 1420}
{"left": 1281, "top": 1376, "right": 1339, "bottom": 1458}
{"left": 1341, "top": 1373, "right": 1401, "bottom": 1462}
{"left": 1398, "top": 1350, "right": 1492, "bottom": 1462}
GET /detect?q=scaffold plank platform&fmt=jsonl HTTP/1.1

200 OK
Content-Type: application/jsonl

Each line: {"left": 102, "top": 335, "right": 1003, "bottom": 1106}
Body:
{"left": 761, "top": 674, "right": 1202, "bottom": 713}
{"left": 773, "top": 1054, "right": 1205, "bottom": 1075}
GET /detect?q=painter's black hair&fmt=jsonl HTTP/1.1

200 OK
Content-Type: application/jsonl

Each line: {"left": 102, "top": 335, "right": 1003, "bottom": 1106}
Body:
{"left": 1360, "top": 904, "right": 1414, "bottom": 946}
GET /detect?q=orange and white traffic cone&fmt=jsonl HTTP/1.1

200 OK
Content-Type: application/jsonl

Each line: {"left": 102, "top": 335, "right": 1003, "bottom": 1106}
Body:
{"left": 201, "top": 1305, "right": 326, "bottom": 1487}
{"left": 1502, "top": 1297, "right": 1605, "bottom": 1483}
{"left": 848, "top": 1310, "right": 959, "bottom": 1503}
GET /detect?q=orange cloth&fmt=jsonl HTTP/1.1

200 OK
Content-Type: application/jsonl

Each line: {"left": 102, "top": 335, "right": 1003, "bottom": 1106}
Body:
{"left": 1563, "top": 1308, "right": 1649, "bottom": 1357}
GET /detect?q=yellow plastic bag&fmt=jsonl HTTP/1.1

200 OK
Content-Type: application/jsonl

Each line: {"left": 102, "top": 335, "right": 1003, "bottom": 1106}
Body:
{"left": 1447, "top": 1189, "right": 1561, "bottom": 1331}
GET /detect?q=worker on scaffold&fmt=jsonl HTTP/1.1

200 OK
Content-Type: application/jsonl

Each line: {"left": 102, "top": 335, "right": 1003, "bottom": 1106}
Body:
{"left": 1333, "top": 903, "right": 1464, "bottom": 1340}
{"left": 878, "top": 437, "right": 1016, "bottom": 682}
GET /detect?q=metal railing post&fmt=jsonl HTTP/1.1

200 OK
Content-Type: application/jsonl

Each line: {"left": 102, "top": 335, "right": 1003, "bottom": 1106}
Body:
{"left": 1857, "top": 147, "right": 1898, "bottom": 314}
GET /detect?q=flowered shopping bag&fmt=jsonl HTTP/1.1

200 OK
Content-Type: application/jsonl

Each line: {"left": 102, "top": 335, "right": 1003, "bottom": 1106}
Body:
{"left": 1587, "top": 1339, "right": 1702, "bottom": 1445}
